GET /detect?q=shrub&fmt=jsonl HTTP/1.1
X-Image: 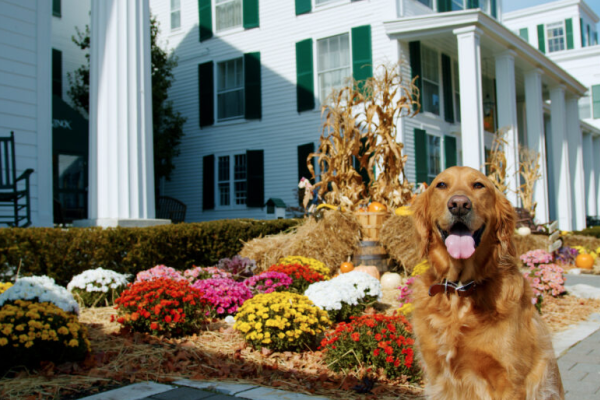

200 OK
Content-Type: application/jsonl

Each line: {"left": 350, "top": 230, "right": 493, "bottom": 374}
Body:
{"left": 67, "top": 268, "right": 130, "bottom": 307}
{"left": 214, "top": 255, "right": 257, "bottom": 280}
{"left": 267, "top": 263, "right": 326, "bottom": 293}
{"left": 243, "top": 271, "right": 292, "bottom": 294}
{"left": 576, "top": 226, "right": 600, "bottom": 238}
{"left": 113, "top": 278, "right": 208, "bottom": 336}
{"left": 520, "top": 250, "right": 566, "bottom": 312}
{"left": 304, "top": 271, "right": 381, "bottom": 322}
{"left": 234, "top": 292, "right": 330, "bottom": 352}
{"left": 0, "top": 282, "right": 12, "bottom": 294}
{"left": 184, "top": 266, "right": 232, "bottom": 283}
{"left": 320, "top": 314, "right": 419, "bottom": 381}
{"left": 278, "top": 256, "right": 330, "bottom": 278}
{"left": 191, "top": 278, "right": 253, "bottom": 317}
{"left": 0, "top": 276, "right": 79, "bottom": 314}
{"left": 0, "top": 300, "right": 90, "bottom": 370}
{"left": 0, "top": 219, "right": 300, "bottom": 286}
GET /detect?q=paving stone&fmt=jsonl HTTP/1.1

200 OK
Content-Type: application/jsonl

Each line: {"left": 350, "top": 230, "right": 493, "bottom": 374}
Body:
{"left": 565, "top": 393, "right": 600, "bottom": 400}
{"left": 236, "top": 387, "right": 330, "bottom": 400}
{"left": 558, "top": 359, "right": 577, "bottom": 371}
{"left": 553, "top": 316, "right": 600, "bottom": 358}
{"left": 562, "top": 379, "right": 600, "bottom": 394}
{"left": 173, "top": 380, "right": 258, "bottom": 396}
{"left": 77, "top": 382, "right": 173, "bottom": 400}
{"left": 148, "top": 387, "right": 217, "bottom": 400}
{"left": 581, "top": 371, "right": 600, "bottom": 382}
{"left": 571, "top": 363, "right": 600, "bottom": 374}
{"left": 560, "top": 370, "right": 588, "bottom": 382}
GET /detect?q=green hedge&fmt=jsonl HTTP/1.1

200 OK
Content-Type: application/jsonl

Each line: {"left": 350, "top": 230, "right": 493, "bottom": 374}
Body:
{"left": 0, "top": 219, "right": 299, "bottom": 286}
{"left": 575, "top": 226, "right": 600, "bottom": 238}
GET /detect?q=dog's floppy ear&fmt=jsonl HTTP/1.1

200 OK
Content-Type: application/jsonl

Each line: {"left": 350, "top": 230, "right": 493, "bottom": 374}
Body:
{"left": 411, "top": 189, "right": 432, "bottom": 259}
{"left": 494, "top": 188, "right": 516, "bottom": 256}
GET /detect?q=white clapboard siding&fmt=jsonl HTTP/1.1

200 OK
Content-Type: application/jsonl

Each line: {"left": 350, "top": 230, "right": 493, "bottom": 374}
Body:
{"left": 0, "top": 0, "right": 53, "bottom": 226}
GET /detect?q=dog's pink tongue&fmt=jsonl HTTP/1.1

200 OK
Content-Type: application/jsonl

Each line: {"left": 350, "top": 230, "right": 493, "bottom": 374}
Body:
{"left": 445, "top": 234, "right": 476, "bottom": 259}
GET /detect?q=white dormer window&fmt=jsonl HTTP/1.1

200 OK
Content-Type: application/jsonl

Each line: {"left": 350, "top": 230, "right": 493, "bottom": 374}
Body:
{"left": 547, "top": 21, "right": 566, "bottom": 53}
{"left": 170, "top": 0, "right": 181, "bottom": 30}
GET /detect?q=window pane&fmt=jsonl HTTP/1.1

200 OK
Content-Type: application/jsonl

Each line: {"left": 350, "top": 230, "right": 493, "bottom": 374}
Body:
{"left": 235, "top": 181, "right": 247, "bottom": 205}
{"left": 234, "top": 154, "right": 246, "bottom": 180}
{"left": 316, "top": 0, "right": 339, "bottom": 5}
{"left": 417, "top": 0, "right": 432, "bottom": 8}
{"left": 216, "top": 0, "right": 242, "bottom": 32}
{"left": 171, "top": 0, "right": 180, "bottom": 9}
{"left": 427, "top": 135, "right": 441, "bottom": 178}
{"left": 423, "top": 81, "right": 440, "bottom": 115}
{"left": 317, "top": 34, "right": 350, "bottom": 103}
{"left": 171, "top": 11, "right": 181, "bottom": 30}
{"left": 219, "top": 183, "right": 230, "bottom": 206}
{"left": 547, "top": 22, "right": 565, "bottom": 53}
{"left": 217, "top": 58, "right": 244, "bottom": 120}
{"left": 579, "top": 94, "right": 591, "bottom": 119}
{"left": 451, "top": 0, "right": 463, "bottom": 11}
{"left": 218, "top": 156, "right": 230, "bottom": 182}
{"left": 421, "top": 46, "right": 439, "bottom": 83}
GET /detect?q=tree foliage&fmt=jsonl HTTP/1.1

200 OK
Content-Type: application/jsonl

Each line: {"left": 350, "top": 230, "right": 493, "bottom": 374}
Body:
{"left": 68, "top": 18, "right": 186, "bottom": 196}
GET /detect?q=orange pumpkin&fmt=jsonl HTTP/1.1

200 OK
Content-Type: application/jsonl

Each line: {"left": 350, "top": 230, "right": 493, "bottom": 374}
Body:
{"left": 340, "top": 262, "right": 355, "bottom": 274}
{"left": 354, "top": 265, "right": 380, "bottom": 280}
{"left": 575, "top": 254, "right": 595, "bottom": 270}
{"left": 367, "top": 202, "right": 387, "bottom": 213}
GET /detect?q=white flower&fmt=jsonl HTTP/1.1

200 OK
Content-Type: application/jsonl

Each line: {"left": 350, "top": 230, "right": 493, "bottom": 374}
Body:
{"left": 0, "top": 276, "right": 79, "bottom": 314}
{"left": 304, "top": 271, "right": 382, "bottom": 312}
{"left": 67, "top": 268, "right": 131, "bottom": 294}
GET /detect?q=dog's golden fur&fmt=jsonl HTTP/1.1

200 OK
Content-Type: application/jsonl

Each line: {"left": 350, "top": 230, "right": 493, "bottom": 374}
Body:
{"left": 410, "top": 166, "right": 563, "bottom": 400}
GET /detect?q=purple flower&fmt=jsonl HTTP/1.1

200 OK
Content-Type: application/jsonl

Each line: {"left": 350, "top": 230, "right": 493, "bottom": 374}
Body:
{"left": 192, "top": 278, "right": 253, "bottom": 317}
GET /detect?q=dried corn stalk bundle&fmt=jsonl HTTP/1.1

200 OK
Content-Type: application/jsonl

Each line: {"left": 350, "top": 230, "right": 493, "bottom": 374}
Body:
{"left": 308, "top": 63, "right": 419, "bottom": 210}
{"left": 485, "top": 128, "right": 509, "bottom": 194}
{"left": 518, "top": 145, "right": 541, "bottom": 219}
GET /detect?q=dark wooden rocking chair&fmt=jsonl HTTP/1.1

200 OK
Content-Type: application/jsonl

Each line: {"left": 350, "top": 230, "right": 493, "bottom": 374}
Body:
{"left": 0, "top": 132, "right": 34, "bottom": 227}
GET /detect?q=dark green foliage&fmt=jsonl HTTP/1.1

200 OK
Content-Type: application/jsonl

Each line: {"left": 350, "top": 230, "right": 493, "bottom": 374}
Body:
{"left": 576, "top": 226, "right": 600, "bottom": 238}
{"left": 67, "top": 18, "right": 186, "bottom": 197}
{"left": 0, "top": 219, "right": 299, "bottom": 287}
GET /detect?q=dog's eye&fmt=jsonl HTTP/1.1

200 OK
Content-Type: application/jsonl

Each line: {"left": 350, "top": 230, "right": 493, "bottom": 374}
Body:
{"left": 473, "top": 182, "right": 485, "bottom": 189}
{"left": 436, "top": 182, "right": 447, "bottom": 189}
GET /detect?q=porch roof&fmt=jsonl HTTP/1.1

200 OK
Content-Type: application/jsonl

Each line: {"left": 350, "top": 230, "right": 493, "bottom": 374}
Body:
{"left": 383, "top": 10, "right": 587, "bottom": 97}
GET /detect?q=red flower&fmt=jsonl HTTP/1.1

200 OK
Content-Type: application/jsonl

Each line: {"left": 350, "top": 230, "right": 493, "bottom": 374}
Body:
{"left": 150, "top": 322, "right": 159, "bottom": 330}
{"left": 375, "top": 333, "right": 382, "bottom": 341}
{"left": 117, "top": 317, "right": 125, "bottom": 324}
{"left": 164, "top": 315, "right": 172, "bottom": 323}
{"left": 351, "top": 332, "right": 360, "bottom": 342}
{"left": 384, "top": 346, "right": 393, "bottom": 355}
{"left": 131, "top": 312, "right": 140, "bottom": 321}
{"left": 386, "top": 356, "right": 394, "bottom": 363}
{"left": 373, "top": 349, "right": 380, "bottom": 356}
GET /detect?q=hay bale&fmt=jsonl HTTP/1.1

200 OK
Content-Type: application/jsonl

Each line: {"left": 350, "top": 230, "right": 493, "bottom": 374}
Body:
{"left": 513, "top": 233, "right": 549, "bottom": 257}
{"left": 563, "top": 234, "right": 600, "bottom": 250}
{"left": 240, "top": 210, "right": 361, "bottom": 274}
{"left": 379, "top": 215, "right": 421, "bottom": 275}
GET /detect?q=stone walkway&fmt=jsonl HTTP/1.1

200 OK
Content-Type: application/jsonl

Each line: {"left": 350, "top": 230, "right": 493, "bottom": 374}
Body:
{"left": 79, "top": 275, "right": 600, "bottom": 400}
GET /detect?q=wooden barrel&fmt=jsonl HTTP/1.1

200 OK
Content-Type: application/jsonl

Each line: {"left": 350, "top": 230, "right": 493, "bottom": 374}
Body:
{"left": 355, "top": 211, "right": 389, "bottom": 241}
{"left": 352, "top": 240, "right": 389, "bottom": 274}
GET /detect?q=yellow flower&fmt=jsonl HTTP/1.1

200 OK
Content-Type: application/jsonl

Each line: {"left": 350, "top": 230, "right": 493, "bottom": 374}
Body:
{"left": 398, "top": 303, "right": 414, "bottom": 315}
{"left": 58, "top": 327, "right": 69, "bottom": 335}
{"left": 68, "top": 339, "right": 79, "bottom": 347}
{"left": 0, "top": 282, "right": 12, "bottom": 294}
{"left": 411, "top": 260, "right": 430, "bottom": 277}
{"left": 0, "top": 338, "right": 8, "bottom": 346}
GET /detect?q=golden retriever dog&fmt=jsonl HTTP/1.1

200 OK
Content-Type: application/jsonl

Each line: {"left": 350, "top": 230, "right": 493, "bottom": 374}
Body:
{"left": 410, "top": 166, "right": 563, "bottom": 400}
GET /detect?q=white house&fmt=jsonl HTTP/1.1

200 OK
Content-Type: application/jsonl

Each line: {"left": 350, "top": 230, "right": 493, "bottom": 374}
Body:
{"left": 0, "top": 0, "right": 53, "bottom": 227}
{"left": 503, "top": 0, "right": 600, "bottom": 224}
{"left": 148, "top": 0, "right": 597, "bottom": 231}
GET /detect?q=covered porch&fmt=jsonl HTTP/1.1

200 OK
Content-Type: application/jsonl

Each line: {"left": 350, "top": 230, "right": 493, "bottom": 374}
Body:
{"left": 385, "top": 9, "right": 589, "bottom": 231}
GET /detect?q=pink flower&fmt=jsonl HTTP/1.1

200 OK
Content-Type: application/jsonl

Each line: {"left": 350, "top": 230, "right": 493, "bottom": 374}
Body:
{"left": 243, "top": 272, "right": 292, "bottom": 294}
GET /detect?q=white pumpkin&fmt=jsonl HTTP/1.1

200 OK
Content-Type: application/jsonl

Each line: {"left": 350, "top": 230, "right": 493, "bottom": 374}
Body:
{"left": 380, "top": 272, "right": 403, "bottom": 290}
{"left": 516, "top": 227, "right": 531, "bottom": 236}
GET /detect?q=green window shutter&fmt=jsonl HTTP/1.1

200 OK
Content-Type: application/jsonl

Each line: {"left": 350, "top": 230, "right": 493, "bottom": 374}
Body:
{"left": 437, "top": 0, "right": 450, "bottom": 12}
{"left": 441, "top": 54, "right": 454, "bottom": 123}
{"left": 243, "top": 0, "right": 259, "bottom": 29}
{"left": 414, "top": 129, "right": 428, "bottom": 184}
{"left": 409, "top": 41, "right": 422, "bottom": 109}
{"left": 444, "top": 135, "right": 457, "bottom": 169}
{"left": 244, "top": 52, "right": 261, "bottom": 120}
{"left": 519, "top": 28, "right": 529, "bottom": 41}
{"left": 295, "top": 0, "right": 311, "bottom": 15}
{"left": 537, "top": 24, "right": 546, "bottom": 54}
{"left": 198, "top": 61, "right": 214, "bottom": 127}
{"left": 580, "top": 18, "right": 586, "bottom": 47}
{"left": 296, "top": 39, "right": 315, "bottom": 112}
{"left": 52, "top": 49, "right": 62, "bottom": 98}
{"left": 203, "top": 155, "right": 215, "bottom": 210}
{"left": 565, "top": 18, "right": 574, "bottom": 50}
{"left": 592, "top": 85, "right": 600, "bottom": 119}
{"left": 199, "top": 0, "right": 213, "bottom": 42}
{"left": 297, "top": 143, "right": 315, "bottom": 183}
{"left": 491, "top": 0, "right": 497, "bottom": 18}
{"left": 53, "top": 0, "right": 61, "bottom": 17}
{"left": 467, "top": 0, "right": 479, "bottom": 9}
{"left": 351, "top": 25, "right": 373, "bottom": 88}
{"left": 246, "top": 150, "right": 264, "bottom": 207}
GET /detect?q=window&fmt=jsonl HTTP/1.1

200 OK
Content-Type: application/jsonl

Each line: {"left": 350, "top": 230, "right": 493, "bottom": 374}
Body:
{"left": 217, "top": 57, "right": 244, "bottom": 121}
{"left": 52, "top": 49, "right": 62, "bottom": 98}
{"left": 453, "top": 60, "right": 460, "bottom": 123}
{"left": 316, "top": 0, "right": 342, "bottom": 6}
{"left": 171, "top": 0, "right": 181, "bottom": 30}
{"left": 417, "top": 0, "right": 432, "bottom": 7}
{"left": 427, "top": 134, "right": 442, "bottom": 182}
{"left": 546, "top": 21, "right": 565, "bottom": 53}
{"left": 317, "top": 33, "right": 351, "bottom": 103}
{"left": 593, "top": 85, "right": 600, "bottom": 119}
{"left": 421, "top": 45, "right": 440, "bottom": 115}
{"left": 579, "top": 92, "right": 591, "bottom": 120}
{"left": 215, "top": 0, "right": 242, "bottom": 32}
{"left": 52, "top": 0, "right": 61, "bottom": 17}
{"left": 451, "top": 0, "right": 464, "bottom": 11}
{"left": 217, "top": 154, "right": 247, "bottom": 207}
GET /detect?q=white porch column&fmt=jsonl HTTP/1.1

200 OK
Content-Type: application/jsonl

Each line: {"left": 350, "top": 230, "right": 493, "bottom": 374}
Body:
{"left": 566, "top": 97, "right": 586, "bottom": 230}
{"left": 524, "top": 69, "right": 549, "bottom": 223}
{"left": 582, "top": 132, "right": 597, "bottom": 218}
{"left": 494, "top": 50, "right": 519, "bottom": 206}
{"left": 454, "top": 26, "right": 485, "bottom": 172}
{"left": 594, "top": 136, "right": 600, "bottom": 216}
{"left": 77, "top": 0, "right": 167, "bottom": 228}
{"left": 549, "top": 86, "right": 573, "bottom": 231}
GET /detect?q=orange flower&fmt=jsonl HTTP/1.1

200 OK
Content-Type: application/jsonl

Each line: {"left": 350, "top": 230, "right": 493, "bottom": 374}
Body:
{"left": 131, "top": 312, "right": 140, "bottom": 321}
{"left": 351, "top": 332, "right": 360, "bottom": 342}
{"left": 150, "top": 322, "right": 159, "bottom": 330}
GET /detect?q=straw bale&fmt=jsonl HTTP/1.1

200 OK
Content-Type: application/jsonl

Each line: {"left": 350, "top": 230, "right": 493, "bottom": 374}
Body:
{"left": 563, "top": 234, "right": 600, "bottom": 250}
{"left": 240, "top": 210, "right": 361, "bottom": 274}
{"left": 379, "top": 215, "right": 421, "bottom": 275}
{"left": 513, "top": 233, "right": 549, "bottom": 257}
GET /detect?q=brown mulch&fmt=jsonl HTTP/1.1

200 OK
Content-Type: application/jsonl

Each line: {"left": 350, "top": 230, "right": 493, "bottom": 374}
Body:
{"left": 540, "top": 295, "right": 600, "bottom": 332}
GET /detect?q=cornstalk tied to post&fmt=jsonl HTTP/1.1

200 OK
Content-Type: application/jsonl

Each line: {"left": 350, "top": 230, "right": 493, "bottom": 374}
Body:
{"left": 518, "top": 145, "right": 541, "bottom": 220}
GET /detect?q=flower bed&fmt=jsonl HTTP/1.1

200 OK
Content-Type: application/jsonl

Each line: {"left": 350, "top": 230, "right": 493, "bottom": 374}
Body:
{"left": 0, "top": 276, "right": 79, "bottom": 314}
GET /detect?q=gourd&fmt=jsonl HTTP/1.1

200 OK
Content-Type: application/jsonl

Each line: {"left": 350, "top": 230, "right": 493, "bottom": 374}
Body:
{"left": 380, "top": 272, "right": 402, "bottom": 289}
{"left": 575, "top": 254, "right": 594, "bottom": 270}
{"left": 340, "top": 262, "right": 355, "bottom": 274}
{"left": 354, "top": 265, "right": 380, "bottom": 280}
{"left": 367, "top": 202, "right": 387, "bottom": 213}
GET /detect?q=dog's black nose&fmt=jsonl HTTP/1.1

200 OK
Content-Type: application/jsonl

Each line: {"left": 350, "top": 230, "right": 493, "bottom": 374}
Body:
{"left": 448, "top": 195, "right": 472, "bottom": 217}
